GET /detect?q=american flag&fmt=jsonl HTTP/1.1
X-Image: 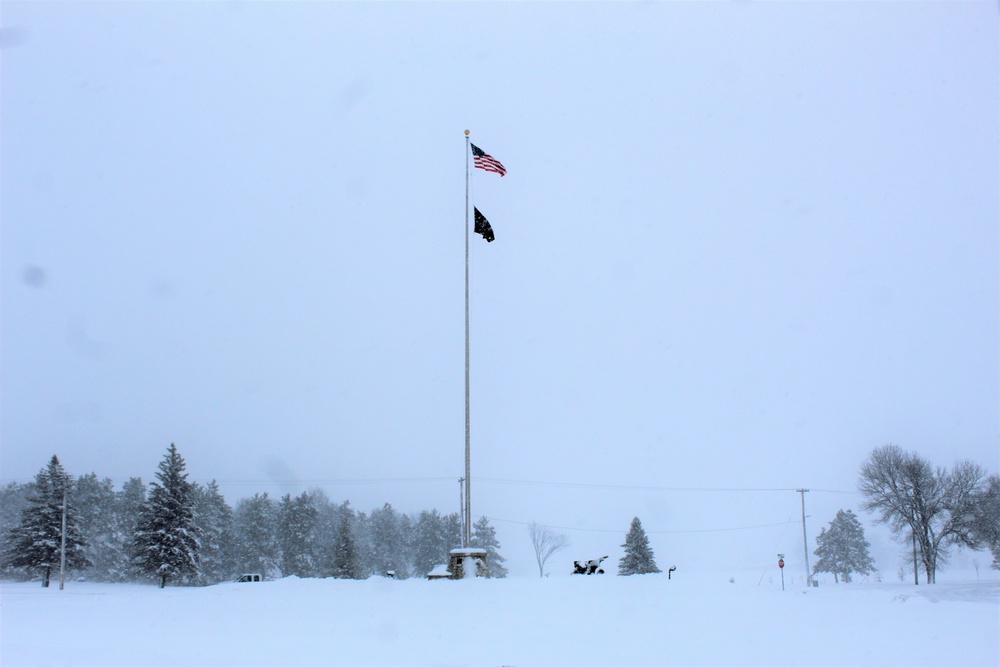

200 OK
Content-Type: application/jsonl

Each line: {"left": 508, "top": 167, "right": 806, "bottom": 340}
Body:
{"left": 470, "top": 143, "right": 506, "bottom": 177}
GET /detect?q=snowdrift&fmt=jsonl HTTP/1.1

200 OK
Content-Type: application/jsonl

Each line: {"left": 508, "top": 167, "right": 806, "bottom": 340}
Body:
{"left": 2, "top": 572, "right": 997, "bottom": 666}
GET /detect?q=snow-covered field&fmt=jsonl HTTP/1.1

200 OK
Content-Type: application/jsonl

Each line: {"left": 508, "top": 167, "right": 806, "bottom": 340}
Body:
{"left": 2, "top": 572, "right": 998, "bottom": 667}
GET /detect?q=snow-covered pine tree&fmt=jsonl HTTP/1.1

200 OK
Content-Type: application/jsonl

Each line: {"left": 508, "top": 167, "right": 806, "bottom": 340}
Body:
{"left": 413, "top": 509, "right": 459, "bottom": 577}
{"left": 330, "top": 501, "right": 360, "bottom": 579}
{"left": 398, "top": 512, "right": 415, "bottom": 578}
{"left": 412, "top": 510, "right": 440, "bottom": 577}
{"left": 192, "top": 480, "right": 235, "bottom": 584}
{"left": 813, "top": 509, "right": 875, "bottom": 583}
{"left": 471, "top": 516, "right": 508, "bottom": 578}
{"left": 4, "top": 456, "right": 90, "bottom": 586}
{"left": 278, "top": 491, "right": 319, "bottom": 578}
{"left": 443, "top": 512, "right": 463, "bottom": 553}
{"left": 618, "top": 516, "right": 661, "bottom": 576}
{"left": 110, "top": 477, "right": 146, "bottom": 582}
{"left": 308, "top": 490, "right": 339, "bottom": 574}
{"left": 0, "top": 481, "right": 33, "bottom": 580}
{"left": 72, "top": 473, "right": 118, "bottom": 581}
{"left": 232, "top": 492, "right": 279, "bottom": 578}
{"left": 132, "top": 444, "right": 200, "bottom": 588}
{"left": 277, "top": 494, "right": 296, "bottom": 576}
{"left": 368, "top": 503, "right": 409, "bottom": 579}
{"left": 353, "top": 509, "right": 376, "bottom": 578}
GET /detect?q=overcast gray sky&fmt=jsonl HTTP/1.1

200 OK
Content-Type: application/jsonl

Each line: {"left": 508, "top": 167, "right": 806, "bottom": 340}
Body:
{"left": 2, "top": 1, "right": 997, "bottom": 577}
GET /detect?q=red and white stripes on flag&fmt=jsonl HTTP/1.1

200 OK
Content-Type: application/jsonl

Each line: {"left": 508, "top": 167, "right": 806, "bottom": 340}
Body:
{"left": 470, "top": 143, "right": 506, "bottom": 177}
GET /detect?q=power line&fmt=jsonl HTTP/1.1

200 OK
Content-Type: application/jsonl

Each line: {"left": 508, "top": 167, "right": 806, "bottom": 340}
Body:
{"left": 483, "top": 516, "right": 797, "bottom": 535}
{"left": 476, "top": 477, "right": 855, "bottom": 494}
{"left": 0, "top": 476, "right": 457, "bottom": 487}
{"left": 207, "top": 477, "right": 456, "bottom": 486}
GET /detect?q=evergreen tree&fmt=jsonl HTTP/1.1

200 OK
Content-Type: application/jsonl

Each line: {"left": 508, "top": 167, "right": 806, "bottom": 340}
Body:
{"left": 330, "top": 501, "right": 360, "bottom": 579}
{"left": 4, "top": 456, "right": 90, "bottom": 586}
{"left": 443, "top": 512, "right": 463, "bottom": 554}
{"left": 353, "top": 510, "right": 375, "bottom": 578}
{"left": 0, "top": 481, "right": 33, "bottom": 580}
{"left": 369, "top": 503, "right": 410, "bottom": 579}
{"left": 309, "top": 490, "right": 338, "bottom": 576}
{"left": 813, "top": 509, "right": 875, "bottom": 583}
{"left": 192, "top": 480, "right": 235, "bottom": 584}
{"left": 72, "top": 473, "right": 118, "bottom": 581}
{"left": 132, "top": 444, "right": 200, "bottom": 588}
{"left": 470, "top": 516, "right": 508, "bottom": 578}
{"left": 397, "top": 512, "right": 415, "bottom": 579}
{"left": 618, "top": 516, "right": 660, "bottom": 576}
{"left": 413, "top": 509, "right": 452, "bottom": 577}
{"left": 278, "top": 491, "right": 319, "bottom": 578}
{"left": 232, "top": 492, "right": 279, "bottom": 578}
{"left": 110, "top": 477, "right": 146, "bottom": 582}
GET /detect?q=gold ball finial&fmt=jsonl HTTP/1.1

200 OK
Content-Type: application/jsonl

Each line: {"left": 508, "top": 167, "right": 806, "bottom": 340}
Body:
{"left": 464, "top": 129, "right": 470, "bottom": 136}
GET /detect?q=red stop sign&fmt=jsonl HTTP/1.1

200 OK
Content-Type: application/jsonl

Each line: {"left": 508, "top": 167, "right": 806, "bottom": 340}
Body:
{"left": 778, "top": 558, "right": 785, "bottom": 569}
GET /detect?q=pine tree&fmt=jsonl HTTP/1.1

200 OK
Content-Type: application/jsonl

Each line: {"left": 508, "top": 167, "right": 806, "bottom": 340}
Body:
{"left": 470, "top": 516, "right": 508, "bottom": 578}
{"left": 330, "top": 501, "right": 360, "bottom": 579}
{"left": 369, "top": 503, "right": 410, "bottom": 579}
{"left": 443, "top": 512, "right": 463, "bottom": 553}
{"left": 0, "top": 482, "right": 33, "bottom": 580}
{"left": 110, "top": 477, "right": 146, "bottom": 582}
{"left": 4, "top": 456, "right": 90, "bottom": 586}
{"left": 413, "top": 509, "right": 454, "bottom": 577}
{"left": 353, "top": 510, "right": 376, "bottom": 578}
{"left": 278, "top": 492, "right": 319, "bottom": 578}
{"left": 192, "top": 480, "right": 235, "bottom": 584}
{"left": 72, "top": 473, "right": 118, "bottom": 581}
{"left": 309, "top": 490, "right": 338, "bottom": 575}
{"left": 398, "top": 512, "right": 415, "bottom": 578}
{"left": 618, "top": 516, "right": 660, "bottom": 576}
{"left": 813, "top": 509, "right": 875, "bottom": 583}
{"left": 132, "top": 444, "right": 200, "bottom": 588}
{"left": 232, "top": 492, "right": 279, "bottom": 578}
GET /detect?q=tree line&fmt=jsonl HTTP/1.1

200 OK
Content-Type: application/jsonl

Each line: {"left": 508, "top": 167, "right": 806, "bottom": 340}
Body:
{"left": 1, "top": 444, "right": 507, "bottom": 587}
{"left": 5, "top": 443, "right": 996, "bottom": 587}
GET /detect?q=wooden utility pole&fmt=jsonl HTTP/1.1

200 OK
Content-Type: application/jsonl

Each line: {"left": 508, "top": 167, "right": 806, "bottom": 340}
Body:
{"left": 797, "top": 488, "right": 811, "bottom": 587}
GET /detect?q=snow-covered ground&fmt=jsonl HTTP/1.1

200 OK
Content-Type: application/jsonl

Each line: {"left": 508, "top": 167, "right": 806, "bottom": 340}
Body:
{"left": 2, "top": 571, "right": 998, "bottom": 667}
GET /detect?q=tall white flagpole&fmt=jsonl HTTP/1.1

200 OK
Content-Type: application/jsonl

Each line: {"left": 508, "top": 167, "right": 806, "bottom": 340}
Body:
{"left": 463, "top": 129, "right": 472, "bottom": 548}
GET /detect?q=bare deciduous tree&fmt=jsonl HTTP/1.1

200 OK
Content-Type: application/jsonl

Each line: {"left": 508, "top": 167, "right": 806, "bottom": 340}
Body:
{"left": 859, "top": 445, "right": 988, "bottom": 584}
{"left": 528, "top": 522, "right": 568, "bottom": 578}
